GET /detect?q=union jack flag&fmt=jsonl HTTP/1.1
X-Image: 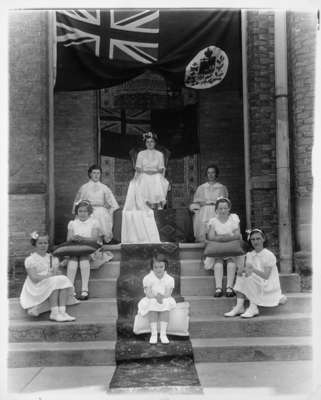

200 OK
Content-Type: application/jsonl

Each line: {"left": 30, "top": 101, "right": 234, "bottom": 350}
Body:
{"left": 56, "top": 9, "right": 159, "bottom": 64}
{"left": 100, "top": 108, "right": 151, "bottom": 136}
{"left": 55, "top": 9, "right": 241, "bottom": 92}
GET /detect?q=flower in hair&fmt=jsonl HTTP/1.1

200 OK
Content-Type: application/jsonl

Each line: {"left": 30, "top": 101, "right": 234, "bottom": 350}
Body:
{"left": 142, "top": 131, "right": 157, "bottom": 141}
{"left": 30, "top": 231, "right": 39, "bottom": 240}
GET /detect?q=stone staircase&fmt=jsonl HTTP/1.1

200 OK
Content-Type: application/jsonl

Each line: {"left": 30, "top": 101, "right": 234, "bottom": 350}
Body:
{"left": 8, "top": 244, "right": 312, "bottom": 367}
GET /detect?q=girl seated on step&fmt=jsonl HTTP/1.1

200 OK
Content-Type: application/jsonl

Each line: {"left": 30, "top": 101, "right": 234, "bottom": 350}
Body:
{"left": 224, "top": 228, "right": 287, "bottom": 318}
{"left": 66, "top": 200, "right": 100, "bottom": 301}
{"left": 137, "top": 252, "right": 176, "bottom": 344}
{"left": 204, "top": 197, "right": 242, "bottom": 298}
{"left": 20, "top": 231, "right": 76, "bottom": 322}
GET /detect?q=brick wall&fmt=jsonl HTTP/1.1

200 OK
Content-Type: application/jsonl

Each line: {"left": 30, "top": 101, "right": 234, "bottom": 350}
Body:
{"left": 287, "top": 11, "right": 315, "bottom": 283}
{"left": 247, "top": 10, "right": 278, "bottom": 255}
{"left": 9, "top": 11, "right": 49, "bottom": 263}
{"left": 198, "top": 90, "right": 246, "bottom": 232}
{"left": 54, "top": 91, "right": 98, "bottom": 243}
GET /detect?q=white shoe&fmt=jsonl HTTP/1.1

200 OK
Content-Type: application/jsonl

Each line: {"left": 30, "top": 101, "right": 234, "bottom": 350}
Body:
{"left": 149, "top": 334, "right": 158, "bottom": 344}
{"left": 241, "top": 306, "right": 259, "bottom": 318}
{"left": 279, "top": 295, "right": 288, "bottom": 305}
{"left": 224, "top": 306, "right": 245, "bottom": 317}
{"left": 160, "top": 334, "right": 169, "bottom": 344}
{"left": 60, "top": 312, "right": 76, "bottom": 321}
{"left": 49, "top": 312, "right": 68, "bottom": 322}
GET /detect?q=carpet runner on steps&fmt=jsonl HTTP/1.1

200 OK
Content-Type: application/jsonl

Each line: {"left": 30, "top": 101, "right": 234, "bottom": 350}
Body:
{"left": 108, "top": 243, "right": 202, "bottom": 393}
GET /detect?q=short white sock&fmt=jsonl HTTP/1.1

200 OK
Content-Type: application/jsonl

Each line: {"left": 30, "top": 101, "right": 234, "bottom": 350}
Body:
{"left": 58, "top": 306, "right": 66, "bottom": 314}
{"left": 50, "top": 306, "right": 59, "bottom": 316}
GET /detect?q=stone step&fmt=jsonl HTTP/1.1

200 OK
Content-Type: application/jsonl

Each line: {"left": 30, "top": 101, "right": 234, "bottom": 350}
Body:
{"left": 189, "top": 313, "right": 311, "bottom": 338}
{"left": 74, "top": 278, "right": 116, "bottom": 298}
{"left": 179, "top": 243, "right": 204, "bottom": 260}
{"left": 90, "top": 261, "right": 120, "bottom": 279}
{"left": 181, "top": 259, "right": 211, "bottom": 276}
{"left": 191, "top": 336, "right": 312, "bottom": 363}
{"left": 8, "top": 340, "right": 116, "bottom": 368}
{"left": 181, "top": 274, "right": 301, "bottom": 296}
{"left": 9, "top": 316, "right": 117, "bottom": 342}
{"left": 185, "top": 293, "right": 311, "bottom": 317}
{"left": 9, "top": 298, "right": 118, "bottom": 320}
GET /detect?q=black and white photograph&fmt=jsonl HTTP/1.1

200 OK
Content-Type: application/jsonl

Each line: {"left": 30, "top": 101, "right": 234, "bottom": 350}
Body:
{"left": 2, "top": 1, "right": 320, "bottom": 399}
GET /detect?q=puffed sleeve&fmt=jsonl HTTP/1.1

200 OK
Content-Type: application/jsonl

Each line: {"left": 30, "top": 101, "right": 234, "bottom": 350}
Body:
{"left": 158, "top": 151, "right": 165, "bottom": 169}
{"left": 230, "top": 213, "right": 240, "bottom": 227}
{"left": 67, "top": 220, "right": 74, "bottom": 231}
{"left": 222, "top": 184, "right": 229, "bottom": 198}
{"left": 166, "top": 274, "right": 175, "bottom": 289}
{"left": 24, "top": 256, "right": 34, "bottom": 270}
{"left": 135, "top": 151, "right": 144, "bottom": 169}
{"left": 143, "top": 272, "right": 153, "bottom": 288}
{"left": 104, "top": 185, "right": 119, "bottom": 211}
{"left": 263, "top": 249, "right": 277, "bottom": 267}
{"left": 192, "top": 185, "right": 204, "bottom": 204}
{"left": 206, "top": 217, "right": 217, "bottom": 229}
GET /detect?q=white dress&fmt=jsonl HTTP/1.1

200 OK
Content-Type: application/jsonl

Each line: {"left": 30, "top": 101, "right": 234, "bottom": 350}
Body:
{"left": 20, "top": 253, "right": 74, "bottom": 312}
{"left": 137, "top": 271, "right": 176, "bottom": 316}
{"left": 233, "top": 248, "right": 283, "bottom": 306}
{"left": 73, "top": 180, "right": 119, "bottom": 242}
{"left": 68, "top": 217, "right": 99, "bottom": 239}
{"left": 135, "top": 149, "right": 169, "bottom": 205}
{"left": 190, "top": 182, "right": 228, "bottom": 242}
{"left": 121, "top": 149, "right": 169, "bottom": 243}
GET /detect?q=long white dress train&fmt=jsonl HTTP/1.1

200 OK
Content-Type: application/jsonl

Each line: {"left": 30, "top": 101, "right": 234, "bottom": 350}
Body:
{"left": 121, "top": 149, "right": 169, "bottom": 243}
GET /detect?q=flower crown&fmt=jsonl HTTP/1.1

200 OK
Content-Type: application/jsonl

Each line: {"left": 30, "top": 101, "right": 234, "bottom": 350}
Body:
{"left": 30, "top": 231, "right": 39, "bottom": 240}
{"left": 245, "top": 228, "right": 264, "bottom": 241}
{"left": 142, "top": 131, "right": 158, "bottom": 141}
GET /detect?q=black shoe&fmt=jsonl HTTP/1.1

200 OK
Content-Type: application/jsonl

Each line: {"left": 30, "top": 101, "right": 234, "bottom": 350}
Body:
{"left": 214, "top": 288, "right": 223, "bottom": 298}
{"left": 78, "top": 291, "right": 89, "bottom": 301}
{"left": 226, "top": 287, "right": 235, "bottom": 298}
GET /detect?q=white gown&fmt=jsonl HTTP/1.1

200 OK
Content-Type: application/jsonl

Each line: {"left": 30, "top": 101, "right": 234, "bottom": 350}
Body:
{"left": 20, "top": 253, "right": 76, "bottom": 315}
{"left": 121, "top": 149, "right": 169, "bottom": 243}
{"left": 73, "top": 180, "right": 119, "bottom": 243}
{"left": 190, "top": 182, "right": 228, "bottom": 242}
{"left": 233, "top": 248, "right": 283, "bottom": 306}
{"left": 137, "top": 271, "right": 176, "bottom": 316}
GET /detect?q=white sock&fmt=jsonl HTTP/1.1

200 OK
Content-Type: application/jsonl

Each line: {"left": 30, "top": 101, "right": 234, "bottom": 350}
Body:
{"left": 50, "top": 306, "right": 59, "bottom": 316}
{"left": 214, "top": 262, "right": 223, "bottom": 288}
{"left": 160, "top": 321, "right": 168, "bottom": 337}
{"left": 150, "top": 322, "right": 158, "bottom": 336}
{"left": 80, "top": 259, "right": 90, "bottom": 292}
{"left": 226, "top": 262, "right": 236, "bottom": 288}
{"left": 58, "top": 306, "right": 66, "bottom": 314}
{"left": 67, "top": 259, "right": 78, "bottom": 285}
{"left": 236, "top": 297, "right": 245, "bottom": 310}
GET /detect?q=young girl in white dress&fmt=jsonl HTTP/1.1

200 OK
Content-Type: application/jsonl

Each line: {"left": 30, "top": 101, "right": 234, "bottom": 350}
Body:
{"left": 73, "top": 165, "right": 119, "bottom": 243}
{"left": 224, "top": 228, "right": 287, "bottom": 318}
{"left": 190, "top": 164, "right": 229, "bottom": 242}
{"left": 20, "top": 232, "right": 76, "bottom": 322}
{"left": 204, "top": 197, "right": 242, "bottom": 298}
{"left": 137, "top": 252, "right": 176, "bottom": 344}
{"left": 66, "top": 200, "right": 100, "bottom": 300}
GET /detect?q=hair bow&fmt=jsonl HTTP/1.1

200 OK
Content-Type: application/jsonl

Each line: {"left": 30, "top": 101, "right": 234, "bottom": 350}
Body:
{"left": 30, "top": 231, "right": 39, "bottom": 240}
